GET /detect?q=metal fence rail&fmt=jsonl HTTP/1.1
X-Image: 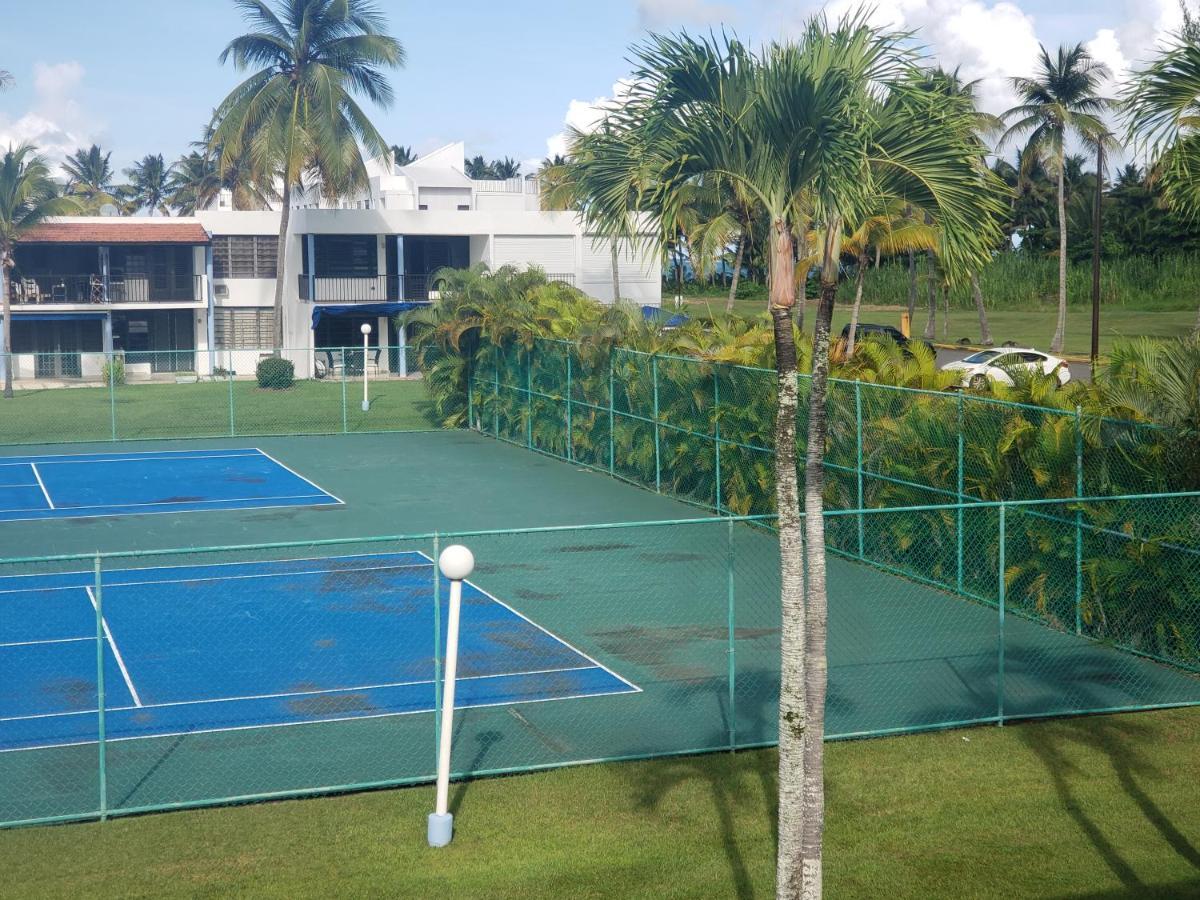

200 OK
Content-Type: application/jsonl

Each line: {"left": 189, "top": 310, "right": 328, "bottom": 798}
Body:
{"left": 1, "top": 496, "right": 1197, "bottom": 829}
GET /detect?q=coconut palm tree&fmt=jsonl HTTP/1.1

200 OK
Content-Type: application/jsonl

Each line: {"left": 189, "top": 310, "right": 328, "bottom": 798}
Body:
{"left": 0, "top": 70, "right": 12, "bottom": 90}
{"left": 0, "top": 145, "right": 77, "bottom": 398}
{"left": 1002, "top": 44, "right": 1112, "bottom": 353}
{"left": 1124, "top": 35, "right": 1200, "bottom": 331}
{"left": 167, "top": 150, "right": 223, "bottom": 215}
{"left": 566, "top": 20, "right": 1004, "bottom": 896}
{"left": 391, "top": 144, "right": 416, "bottom": 166}
{"left": 490, "top": 157, "right": 521, "bottom": 179}
{"left": 120, "top": 154, "right": 173, "bottom": 215}
{"left": 62, "top": 144, "right": 119, "bottom": 212}
{"left": 211, "top": 0, "right": 404, "bottom": 350}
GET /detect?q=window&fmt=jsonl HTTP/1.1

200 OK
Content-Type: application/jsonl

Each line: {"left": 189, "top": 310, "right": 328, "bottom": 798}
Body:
{"left": 212, "top": 236, "right": 278, "bottom": 279}
{"left": 312, "top": 235, "right": 377, "bottom": 277}
{"left": 214, "top": 308, "right": 275, "bottom": 350}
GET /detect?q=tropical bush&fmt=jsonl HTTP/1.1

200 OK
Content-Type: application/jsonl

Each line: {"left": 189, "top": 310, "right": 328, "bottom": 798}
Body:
{"left": 255, "top": 356, "right": 294, "bottom": 389}
{"left": 101, "top": 355, "right": 125, "bottom": 386}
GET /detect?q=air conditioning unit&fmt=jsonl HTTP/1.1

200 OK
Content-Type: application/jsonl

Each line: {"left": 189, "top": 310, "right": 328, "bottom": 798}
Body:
{"left": 214, "top": 284, "right": 229, "bottom": 299}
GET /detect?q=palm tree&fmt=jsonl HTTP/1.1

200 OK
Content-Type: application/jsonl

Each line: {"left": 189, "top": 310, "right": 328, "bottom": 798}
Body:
{"left": 120, "top": 154, "right": 173, "bottom": 215}
{"left": 0, "top": 145, "right": 77, "bottom": 398}
{"left": 391, "top": 144, "right": 416, "bottom": 166}
{"left": 566, "top": 21, "right": 1003, "bottom": 896}
{"left": 1002, "top": 44, "right": 1112, "bottom": 353}
{"left": 211, "top": 0, "right": 404, "bottom": 350}
{"left": 167, "top": 150, "right": 223, "bottom": 214}
{"left": 0, "top": 70, "right": 12, "bottom": 90}
{"left": 1124, "top": 35, "right": 1200, "bottom": 331}
{"left": 490, "top": 157, "right": 521, "bottom": 179}
{"left": 62, "top": 144, "right": 119, "bottom": 212}
{"left": 464, "top": 155, "right": 492, "bottom": 178}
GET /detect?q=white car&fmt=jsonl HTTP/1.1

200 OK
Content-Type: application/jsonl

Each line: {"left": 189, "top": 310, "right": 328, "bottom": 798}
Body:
{"left": 941, "top": 347, "right": 1071, "bottom": 389}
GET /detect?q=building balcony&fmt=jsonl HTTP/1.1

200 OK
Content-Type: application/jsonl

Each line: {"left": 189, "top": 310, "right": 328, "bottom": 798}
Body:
{"left": 8, "top": 274, "right": 206, "bottom": 305}
{"left": 298, "top": 272, "right": 575, "bottom": 303}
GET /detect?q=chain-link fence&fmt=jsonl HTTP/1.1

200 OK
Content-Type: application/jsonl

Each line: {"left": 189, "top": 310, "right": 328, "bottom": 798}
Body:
{"left": 0, "top": 346, "right": 432, "bottom": 445}
{"left": 2, "top": 497, "right": 1198, "bottom": 828}
{"left": 468, "top": 338, "right": 1179, "bottom": 517}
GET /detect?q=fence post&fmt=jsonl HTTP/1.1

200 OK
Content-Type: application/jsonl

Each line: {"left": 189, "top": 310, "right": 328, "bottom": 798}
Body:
{"left": 108, "top": 351, "right": 117, "bottom": 442}
{"left": 93, "top": 554, "right": 108, "bottom": 820}
{"left": 565, "top": 350, "right": 574, "bottom": 461}
{"left": 855, "top": 380, "right": 864, "bottom": 559}
{"left": 493, "top": 349, "right": 500, "bottom": 437}
{"left": 956, "top": 392, "right": 965, "bottom": 593}
{"left": 432, "top": 533, "right": 442, "bottom": 761}
{"left": 525, "top": 345, "right": 533, "bottom": 450}
{"left": 997, "top": 504, "right": 1006, "bottom": 726}
{"left": 713, "top": 370, "right": 723, "bottom": 514}
{"left": 341, "top": 348, "right": 349, "bottom": 434}
{"left": 608, "top": 353, "right": 616, "bottom": 476}
{"left": 652, "top": 355, "right": 661, "bottom": 493}
{"left": 466, "top": 357, "right": 474, "bottom": 431}
{"left": 227, "top": 358, "right": 235, "bottom": 437}
{"left": 726, "top": 517, "right": 737, "bottom": 751}
{"left": 1074, "top": 405, "right": 1084, "bottom": 636}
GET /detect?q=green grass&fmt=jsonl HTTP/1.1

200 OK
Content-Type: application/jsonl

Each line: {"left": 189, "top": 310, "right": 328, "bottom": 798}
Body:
{"left": 5, "top": 708, "right": 1200, "bottom": 898}
{"left": 682, "top": 296, "right": 1197, "bottom": 357}
{"left": 0, "top": 377, "right": 437, "bottom": 445}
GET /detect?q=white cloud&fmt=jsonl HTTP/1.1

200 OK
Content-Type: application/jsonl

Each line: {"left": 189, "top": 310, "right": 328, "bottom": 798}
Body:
{"left": 0, "top": 60, "right": 102, "bottom": 172}
{"left": 544, "top": 79, "right": 636, "bottom": 160}
{"left": 637, "top": 0, "right": 737, "bottom": 28}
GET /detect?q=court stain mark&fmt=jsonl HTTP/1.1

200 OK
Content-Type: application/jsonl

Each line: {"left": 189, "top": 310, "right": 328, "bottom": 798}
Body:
{"left": 41, "top": 678, "right": 94, "bottom": 711}
{"left": 288, "top": 692, "right": 376, "bottom": 715}
{"left": 553, "top": 542, "right": 635, "bottom": 554}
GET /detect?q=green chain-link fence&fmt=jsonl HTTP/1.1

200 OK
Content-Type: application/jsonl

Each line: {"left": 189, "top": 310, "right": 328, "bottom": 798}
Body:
{"left": 2, "top": 496, "right": 1197, "bottom": 828}
{"left": 0, "top": 347, "right": 434, "bottom": 445}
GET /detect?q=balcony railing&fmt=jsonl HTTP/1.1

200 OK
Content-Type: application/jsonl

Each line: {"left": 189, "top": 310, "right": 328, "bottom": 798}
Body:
{"left": 8, "top": 274, "right": 204, "bottom": 305}
{"left": 299, "top": 271, "right": 576, "bottom": 303}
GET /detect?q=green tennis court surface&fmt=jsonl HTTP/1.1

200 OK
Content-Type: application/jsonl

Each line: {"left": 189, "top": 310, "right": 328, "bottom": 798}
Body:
{"left": 0, "top": 431, "right": 1197, "bottom": 826}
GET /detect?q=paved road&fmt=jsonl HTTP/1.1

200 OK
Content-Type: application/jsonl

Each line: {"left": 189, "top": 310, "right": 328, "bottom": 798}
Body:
{"left": 935, "top": 347, "right": 1092, "bottom": 384}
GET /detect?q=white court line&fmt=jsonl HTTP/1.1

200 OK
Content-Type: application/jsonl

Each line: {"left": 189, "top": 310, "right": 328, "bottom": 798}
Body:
{"left": 253, "top": 447, "right": 345, "bottom": 506}
{"left": 0, "top": 492, "right": 333, "bottom": 516}
{"left": 26, "top": 452, "right": 266, "bottom": 467}
{"left": 0, "top": 662, "right": 603, "bottom": 723}
{"left": 84, "top": 586, "right": 142, "bottom": 707}
{"left": 0, "top": 636, "right": 92, "bottom": 649}
{"left": 28, "top": 464, "right": 54, "bottom": 510}
{"left": 0, "top": 562, "right": 429, "bottom": 595}
{"left": 0, "top": 551, "right": 427, "bottom": 589}
{"left": 415, "top": 549, "right": 643, "bottom": 695}
{"left": 0, "top": 499, "right": 346, "bottom": 524}
{"left": 0, "top": 483, "right": 39, "bottom": 489}
{"left": 0, "top": 448, "right": 261, "bottom": 466}
{"left": 0, "top": 684, "right": 642, "bottom": 755}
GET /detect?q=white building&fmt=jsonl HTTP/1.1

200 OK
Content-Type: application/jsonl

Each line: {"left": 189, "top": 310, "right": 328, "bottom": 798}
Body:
{"left": 2, "top": 143, "right": 660, "bottom": 383}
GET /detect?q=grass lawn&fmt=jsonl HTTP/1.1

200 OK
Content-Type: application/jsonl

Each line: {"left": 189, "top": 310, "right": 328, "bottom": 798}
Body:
{"left": 5, "top": 707, "right": 1200, "bottom": 898}
{"left": 0, "top": 377, "right": 438, "bottom": 445}
{"left": 681, "top": 295, "right": 1197, "bottom": 358}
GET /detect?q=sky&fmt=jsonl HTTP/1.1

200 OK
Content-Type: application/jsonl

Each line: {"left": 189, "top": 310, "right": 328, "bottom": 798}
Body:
{"left": 0, "top": 0, "right": 1189, "bottom": 178}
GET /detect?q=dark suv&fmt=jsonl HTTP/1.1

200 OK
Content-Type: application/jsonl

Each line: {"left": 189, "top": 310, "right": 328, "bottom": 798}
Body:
{"left": 840, "top": 323, "right": 935, "bottom": 357}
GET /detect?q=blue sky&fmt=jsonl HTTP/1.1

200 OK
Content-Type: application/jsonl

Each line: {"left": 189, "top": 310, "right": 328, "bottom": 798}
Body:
{"left": 0, "top": 0, "right": 1177, "bottom": 175}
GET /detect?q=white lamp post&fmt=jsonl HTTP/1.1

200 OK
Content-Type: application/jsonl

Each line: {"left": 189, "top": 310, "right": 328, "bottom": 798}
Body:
{"left": 360, "top": 322, "right": 372, "bottom": 412}
{"left": 428, "top": 544, "right": 475, "bottom": 848}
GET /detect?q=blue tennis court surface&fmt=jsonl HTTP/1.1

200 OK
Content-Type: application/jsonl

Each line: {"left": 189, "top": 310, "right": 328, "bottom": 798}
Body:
{"left": 0, "top": 552, "right": 638, "bottom": 751}
{"left": 0, "top": 448, "right": 342, "bottom": 522}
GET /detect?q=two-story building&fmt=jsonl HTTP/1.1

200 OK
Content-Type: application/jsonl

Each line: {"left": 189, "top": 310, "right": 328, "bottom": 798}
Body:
{"left": 2, "top": 142, "right": 661, "bottom": 384}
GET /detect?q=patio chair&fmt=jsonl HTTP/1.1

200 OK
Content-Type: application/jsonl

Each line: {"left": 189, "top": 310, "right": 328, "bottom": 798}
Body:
{"left": 364, "top": 347, "right": 382, "bottom": 376}
{"left": 314, "top": 349, "right": 346, "bottom": 379}
{"left": 21, "top": 279, "right": 40, "bottom": 304}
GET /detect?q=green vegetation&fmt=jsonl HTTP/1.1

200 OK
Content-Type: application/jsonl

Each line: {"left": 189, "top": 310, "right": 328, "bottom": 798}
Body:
{"left": 255, "top": 356, "right": 295, "bottom": 389}
{"left": 0, "top": 378, "right": 435, "bottom": 444}
{"left": 3, "top": 708, "right": 1199, "bottom": 899}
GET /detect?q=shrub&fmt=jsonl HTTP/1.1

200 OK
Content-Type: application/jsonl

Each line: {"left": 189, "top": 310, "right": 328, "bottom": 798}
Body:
{"left": 102, "top": 355, "right": 125, "bottom": 386}
{"left": 256, "top": 356, "right": 294, "bottom": 389}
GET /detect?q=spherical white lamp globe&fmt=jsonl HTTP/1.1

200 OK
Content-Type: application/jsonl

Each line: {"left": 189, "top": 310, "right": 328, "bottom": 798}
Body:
{"left": 361, "top": 322, "right": 372, "bottom": 335}
{"left": 438, "top": 545, "right": 475, "bottom": 581}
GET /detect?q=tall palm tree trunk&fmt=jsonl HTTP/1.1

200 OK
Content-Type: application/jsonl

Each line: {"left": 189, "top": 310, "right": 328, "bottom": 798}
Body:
{"left": 922, "top": 253, "right": 937, "bottom": 341}
{"left": 798, "top": 223, "right": 840, "bottom": 900}
{"left": 972, "top": 274, "right": 993, "bottom": 346}
{"left": 846, "top": 254, "right": 866, "bottom": 357}
{"left": 1193, "top": 302, "right": 1200, "bottom": 335}
{"left": 610, "top": 240, "right": 621, "bottom": 303}
{"left": 273, "top": 181, "right": 292, "bottom": 352}
{"left": 726, "top": 234, "right": 745, "bottom": 313}
{"left": 1052, "top": 150, "right": 1068, "bottom": 353}
{"left": 770, "top": 218, "right": 807, "bottom": 900}
{"left": 1, "top": 257, "right": 11, "bottom": 399}
{"left": 906, "top": 250, "right": 917, "bottom": 321}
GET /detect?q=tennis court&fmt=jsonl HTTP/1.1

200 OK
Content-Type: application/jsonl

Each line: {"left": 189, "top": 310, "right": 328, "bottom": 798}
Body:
{"left": 0, "top": 551, "right": 638, "bottom": 753}
{"left": 0, "top": 447, "right": 341, "bottom": 522}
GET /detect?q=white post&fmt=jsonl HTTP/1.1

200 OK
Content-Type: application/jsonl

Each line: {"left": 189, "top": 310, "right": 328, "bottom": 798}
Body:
{"left": 360, "top": 322, "right": 372, "bottom": 412}
{"left": 428, "top": 544, "right": 474, "bottom": 848}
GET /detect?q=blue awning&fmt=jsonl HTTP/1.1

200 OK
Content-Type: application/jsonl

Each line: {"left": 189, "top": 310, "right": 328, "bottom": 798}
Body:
{"left": 5, "top": 312, "right": 109, "bottom": 322}
{"left": 311, "top": 302, "right": 428, "bottom": 329}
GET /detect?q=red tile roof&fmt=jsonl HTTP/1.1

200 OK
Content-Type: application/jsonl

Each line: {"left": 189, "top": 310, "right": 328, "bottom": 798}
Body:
{"left": 19, "top": 221, "right": 210, "bottom": 245}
